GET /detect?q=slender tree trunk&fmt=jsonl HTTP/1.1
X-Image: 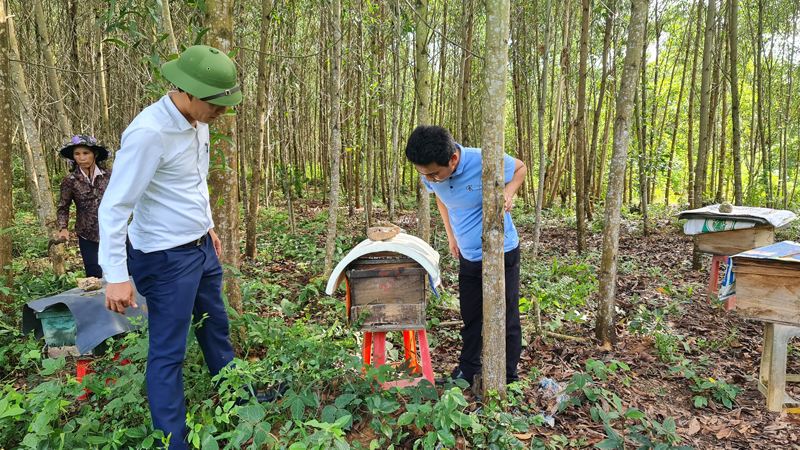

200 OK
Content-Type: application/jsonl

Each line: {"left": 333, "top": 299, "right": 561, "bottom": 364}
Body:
{"left": 33, "top": 0, "right": 72, "bottom": 138}
{"left": 160, "top": 0, "right": 179, "bottom": 54}
{"left": 9, "top": 13, "right": 65, "bottom": 276}
{"left": 415, "top": 0, "right": 431, "bottom": 242}
{"left": 729, "top": 0, "right": 742, "bottom": 205}
{"left": 687, "top": 0, "right": 702, "bottom": 207}
{"left": 245, "top": 0, "right": 274, "bottom": 259}
{"left": 95, "top": 38, "right": 111, "bottom": 142}
{"left": 0, "top": 0, "right": 12, "bottom": 307}
{"left": 596, "top": 0, "right": 648, "bottom": 349}
{"left": 717, "top": 44, "right": 729, "bottom": 203}
{"left": 693, "top": 0, "right": 715, "bottom": 207}
{"left": 457, "top": 0, "right": 475, "bottom": 145}
{"left": 756, "top": 0, "right": 769, "bottom": 205}
{"left": 533, "top": 0, "right": 551, "bottom": 260}
{"left": 665, "top": 5, "right": 693, "bottom": 205}
{"left": 323, "top": 0, "right": 343, "bottom": 277}
{"left": 206, "top": 0, "right": 242, "bottom": 316}
{"left": 389, "top": 0, "right": 403, "bottom": 222}
{"left": 481, "top": 0, "right": 511, "bottom": 398}
{"left": 587, "top": 3, "right": 614, "bottom": 210}
{"left": 575, "top": 0, "right": 590, "bottom": 252}
{"left": 781, "top": 18, "right": 795, "bottom": 209}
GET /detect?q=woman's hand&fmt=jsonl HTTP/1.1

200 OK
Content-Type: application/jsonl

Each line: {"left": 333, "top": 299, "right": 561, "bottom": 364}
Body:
{"left": 57, "top": 229, "right": 69, "bottom": 241}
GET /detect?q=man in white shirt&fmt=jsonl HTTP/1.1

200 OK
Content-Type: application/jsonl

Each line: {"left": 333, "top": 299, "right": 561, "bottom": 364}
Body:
{"left": 99, "top": 45, "right": 245, "bottom": 449}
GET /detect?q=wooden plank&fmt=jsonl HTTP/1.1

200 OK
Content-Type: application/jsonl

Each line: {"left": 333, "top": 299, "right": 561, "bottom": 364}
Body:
{"left": 351, "top": 256, "right": 415, "bottom": 266}
{"left": 733, "top": 263, "right": 800, "bottom": 278}
{"left": 348, "top": 265, "right": 428, "bottom": 279}
{"left": 694, "top": 225, "right": 775, "bottom": 255}
{"left": 736, "top": 272, "right": 800, "bottom": 324}
{"left": 351, "top": 303, "right": 425, "bottom": 331}
{"left": 349, "top": 273, "right": 425, "bottom": 306}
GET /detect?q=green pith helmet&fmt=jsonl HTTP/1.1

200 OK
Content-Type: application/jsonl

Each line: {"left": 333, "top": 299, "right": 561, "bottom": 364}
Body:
{"left": 161, "top": 45, "right": 242, "bottom": 106}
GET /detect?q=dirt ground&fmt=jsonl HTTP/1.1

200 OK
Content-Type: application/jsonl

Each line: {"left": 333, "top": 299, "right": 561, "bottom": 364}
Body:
{"left": 55, "top": 201, "right": 798, "bottom": 448}
{"left": 308, "top": 204, "right": 800, "bottom": 449}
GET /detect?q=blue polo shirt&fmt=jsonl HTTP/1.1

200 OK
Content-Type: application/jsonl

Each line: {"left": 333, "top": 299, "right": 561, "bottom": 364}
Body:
{"left": 422, "top": 145, "right": 520, "bottom": 262}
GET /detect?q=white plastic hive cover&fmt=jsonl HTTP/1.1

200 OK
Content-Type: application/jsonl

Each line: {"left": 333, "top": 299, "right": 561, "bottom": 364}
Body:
{"left": 325, "top": 233, "right": 442, "bottom": 295}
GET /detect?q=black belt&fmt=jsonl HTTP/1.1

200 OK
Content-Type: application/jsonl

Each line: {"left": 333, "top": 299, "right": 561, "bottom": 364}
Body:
{"left": 176, "top": 234, "right": 207, "bottom": 249}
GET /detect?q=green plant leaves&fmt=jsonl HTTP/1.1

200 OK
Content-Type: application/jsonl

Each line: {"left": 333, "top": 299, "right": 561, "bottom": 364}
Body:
{"left": 237, "top": 405, "right": 265, "bottom": 423}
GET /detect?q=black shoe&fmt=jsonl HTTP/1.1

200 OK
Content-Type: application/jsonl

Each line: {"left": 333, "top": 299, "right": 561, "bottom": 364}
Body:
{"left": 450, "top": 366, "right": 473, "bottom": 387}
{"left": 237, "top": 383, "right": 288, "bottom": 405}
{"left": 255, "top": 382, "right": 288, "bottom": 403}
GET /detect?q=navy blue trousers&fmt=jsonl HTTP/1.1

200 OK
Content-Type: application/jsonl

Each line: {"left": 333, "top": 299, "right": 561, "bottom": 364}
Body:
{"left": 127, "top": 234, "right": 234, "bottom": 449}
{"left": 78, "top": 236, "right": 102, "bottom": 278}
{"left": 457, "top": 246, "right": 522, "bottom": 384}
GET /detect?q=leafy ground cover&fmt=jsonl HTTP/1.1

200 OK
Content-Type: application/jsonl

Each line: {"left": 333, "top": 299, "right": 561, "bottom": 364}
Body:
{"left": 1, "top": 202, "right": 798, "bottom": 449}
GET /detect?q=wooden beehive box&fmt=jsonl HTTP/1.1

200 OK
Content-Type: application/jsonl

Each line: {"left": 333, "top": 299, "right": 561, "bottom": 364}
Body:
{"left": 733, "top": 257, "right": 800, "bottom": 326}
{"left": 695, "top": 224, "right": 774, "bottom": 256}
{"left": 346, "top": 252, "right": 427, "bottom": 332}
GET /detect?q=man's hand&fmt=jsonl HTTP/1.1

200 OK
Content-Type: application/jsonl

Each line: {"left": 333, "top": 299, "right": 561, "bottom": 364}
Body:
{"left": 209, "top": 229, "right": 222, "bottom": 259}
{"left": 57, "top": 229, "right": 69, "bottom": 241}
{"left": 106, "top": 281, "right": 137, "bottom": 315}
{"left": 504, "top": 190, "right": 515, "bottom": 213}
{"left": 448, "top": 237, "right": 460, "bottom": 259}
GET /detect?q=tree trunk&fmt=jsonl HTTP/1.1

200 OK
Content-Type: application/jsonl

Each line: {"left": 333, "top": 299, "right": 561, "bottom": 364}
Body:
{"left": 596, "top": 0, "right": 648, "bottom": 349}
{"left": 587, "top": 3, "right": 614, "bottom": 210}
{"left": 728, "top": 0, "right": 742, "bottom": 205}
{"left": 665, "top": 4, "right": 693, "bottom": 205}
{"left": 481, "top": 0, "right": 510, "bottom": 398}
{"left": 456, "top": 0, "right": 474, "bottom": 145}
{"left": 33, "top": 0, "right": 72, "bottom": 139}
{"left": 756, "top": 0, "right": 769, "bottom": 205}
{"left": 205, "top": 0, "right": 242, "bottom": 316}
{"left": 323, "top": 0, "right": 343, "bottom": 277}
{"left": 781, "top": 19, "right": 795, "bottom": 208}
{"left": 717, "top": 43, "right": 729, "bottom": 203}
{"left": 637, "top": 19, "right": 649, "bottom": 237}
{"left": 160, "top": 0, "right": 179, "bottom": 54}
{"left": 693, "top": 0, "right": 715, "bottom": 208}
{"left": 415, "top": 0, "right": 431, "bottom": 243}
{"left": 9, "top": 13, "right": 65, "bottom": 276}
{"left": 388, "top": 0, "right": 402, "bottom": 222}
{"left": 95, "top": 39, "right": 111, "bottom": 142}
{"left": 575, "top": 0, "right": 590, "bottom": 253}
{"left": 532, "top": 0, "right": 551, "bottom": 260}
{"left": 245, "top": 0, "right": 274, "bottom": 259}
{"left": 0, "top": 0, "right": 12, "bottom": 306}
{"left": 686, "top": 0, "right": 702, "bottom": 207}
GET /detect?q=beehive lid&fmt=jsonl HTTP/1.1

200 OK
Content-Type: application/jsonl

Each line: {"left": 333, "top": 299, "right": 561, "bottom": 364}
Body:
{"left": 22, "top": 278, "right": 148, "bottom": 354}
{"left": 325, "top": 233, "right": 441, "bottom": 295}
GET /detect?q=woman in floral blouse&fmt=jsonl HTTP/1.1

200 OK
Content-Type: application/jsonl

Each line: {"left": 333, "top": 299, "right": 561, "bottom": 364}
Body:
{"left": 56, "top": 135, "right": 112, "bottom": 278}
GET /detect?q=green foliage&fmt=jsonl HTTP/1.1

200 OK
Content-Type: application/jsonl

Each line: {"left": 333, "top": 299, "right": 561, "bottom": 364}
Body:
{"left": 520, "top": 252, "right": 597, "bottom": 334}
{"left": 557, "top": 360, "right": 691, "bottom": 450}
{"left": 690, "top": 377, "right": 742, "bottom": 410}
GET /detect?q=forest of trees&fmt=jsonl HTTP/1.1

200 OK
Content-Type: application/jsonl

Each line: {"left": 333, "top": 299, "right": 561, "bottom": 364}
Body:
{"left": 3, "top": 0, "right": 796, "bottom": 250}
{"left": 2, "top": 0, "right": 796, "bottom": 335}
{"left": 2, "top": 0, "right": 800, "bottom": 447}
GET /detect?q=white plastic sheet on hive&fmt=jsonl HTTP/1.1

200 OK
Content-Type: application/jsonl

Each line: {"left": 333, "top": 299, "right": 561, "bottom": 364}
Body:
{"left": 325, "top": 233, "right": 441, "bottom": 296}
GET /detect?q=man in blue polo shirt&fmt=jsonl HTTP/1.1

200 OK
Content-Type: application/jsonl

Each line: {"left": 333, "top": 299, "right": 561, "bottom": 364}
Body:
{"left": 405, "top": 125, "right": 527, "bottom": 386}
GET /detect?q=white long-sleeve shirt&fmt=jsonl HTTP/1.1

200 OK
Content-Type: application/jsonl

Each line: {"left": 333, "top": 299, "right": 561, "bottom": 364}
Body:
{"left": 99, "top": 94, "right": 215, "bottom": 283}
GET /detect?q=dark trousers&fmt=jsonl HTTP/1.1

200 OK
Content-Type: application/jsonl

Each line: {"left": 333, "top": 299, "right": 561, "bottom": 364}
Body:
{"left": 458, "top": 245, "right": 522, "bottom": 383}
{"left": 127, "top": 234, "right": 234, "bottom": 450}
{"left": 78, "top": 236, "right": 102, "bottom": 278}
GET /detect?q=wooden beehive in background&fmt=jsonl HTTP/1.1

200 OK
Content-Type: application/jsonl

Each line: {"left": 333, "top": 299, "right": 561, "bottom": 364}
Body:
{"left": 694, "top": 224, "right": 774, "bottom": 256}
{"left": 346, "top": 252, "right": 427, "bottom": 332}
{"left": 733, "top": 256, "right": 800, "bottom": 326}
